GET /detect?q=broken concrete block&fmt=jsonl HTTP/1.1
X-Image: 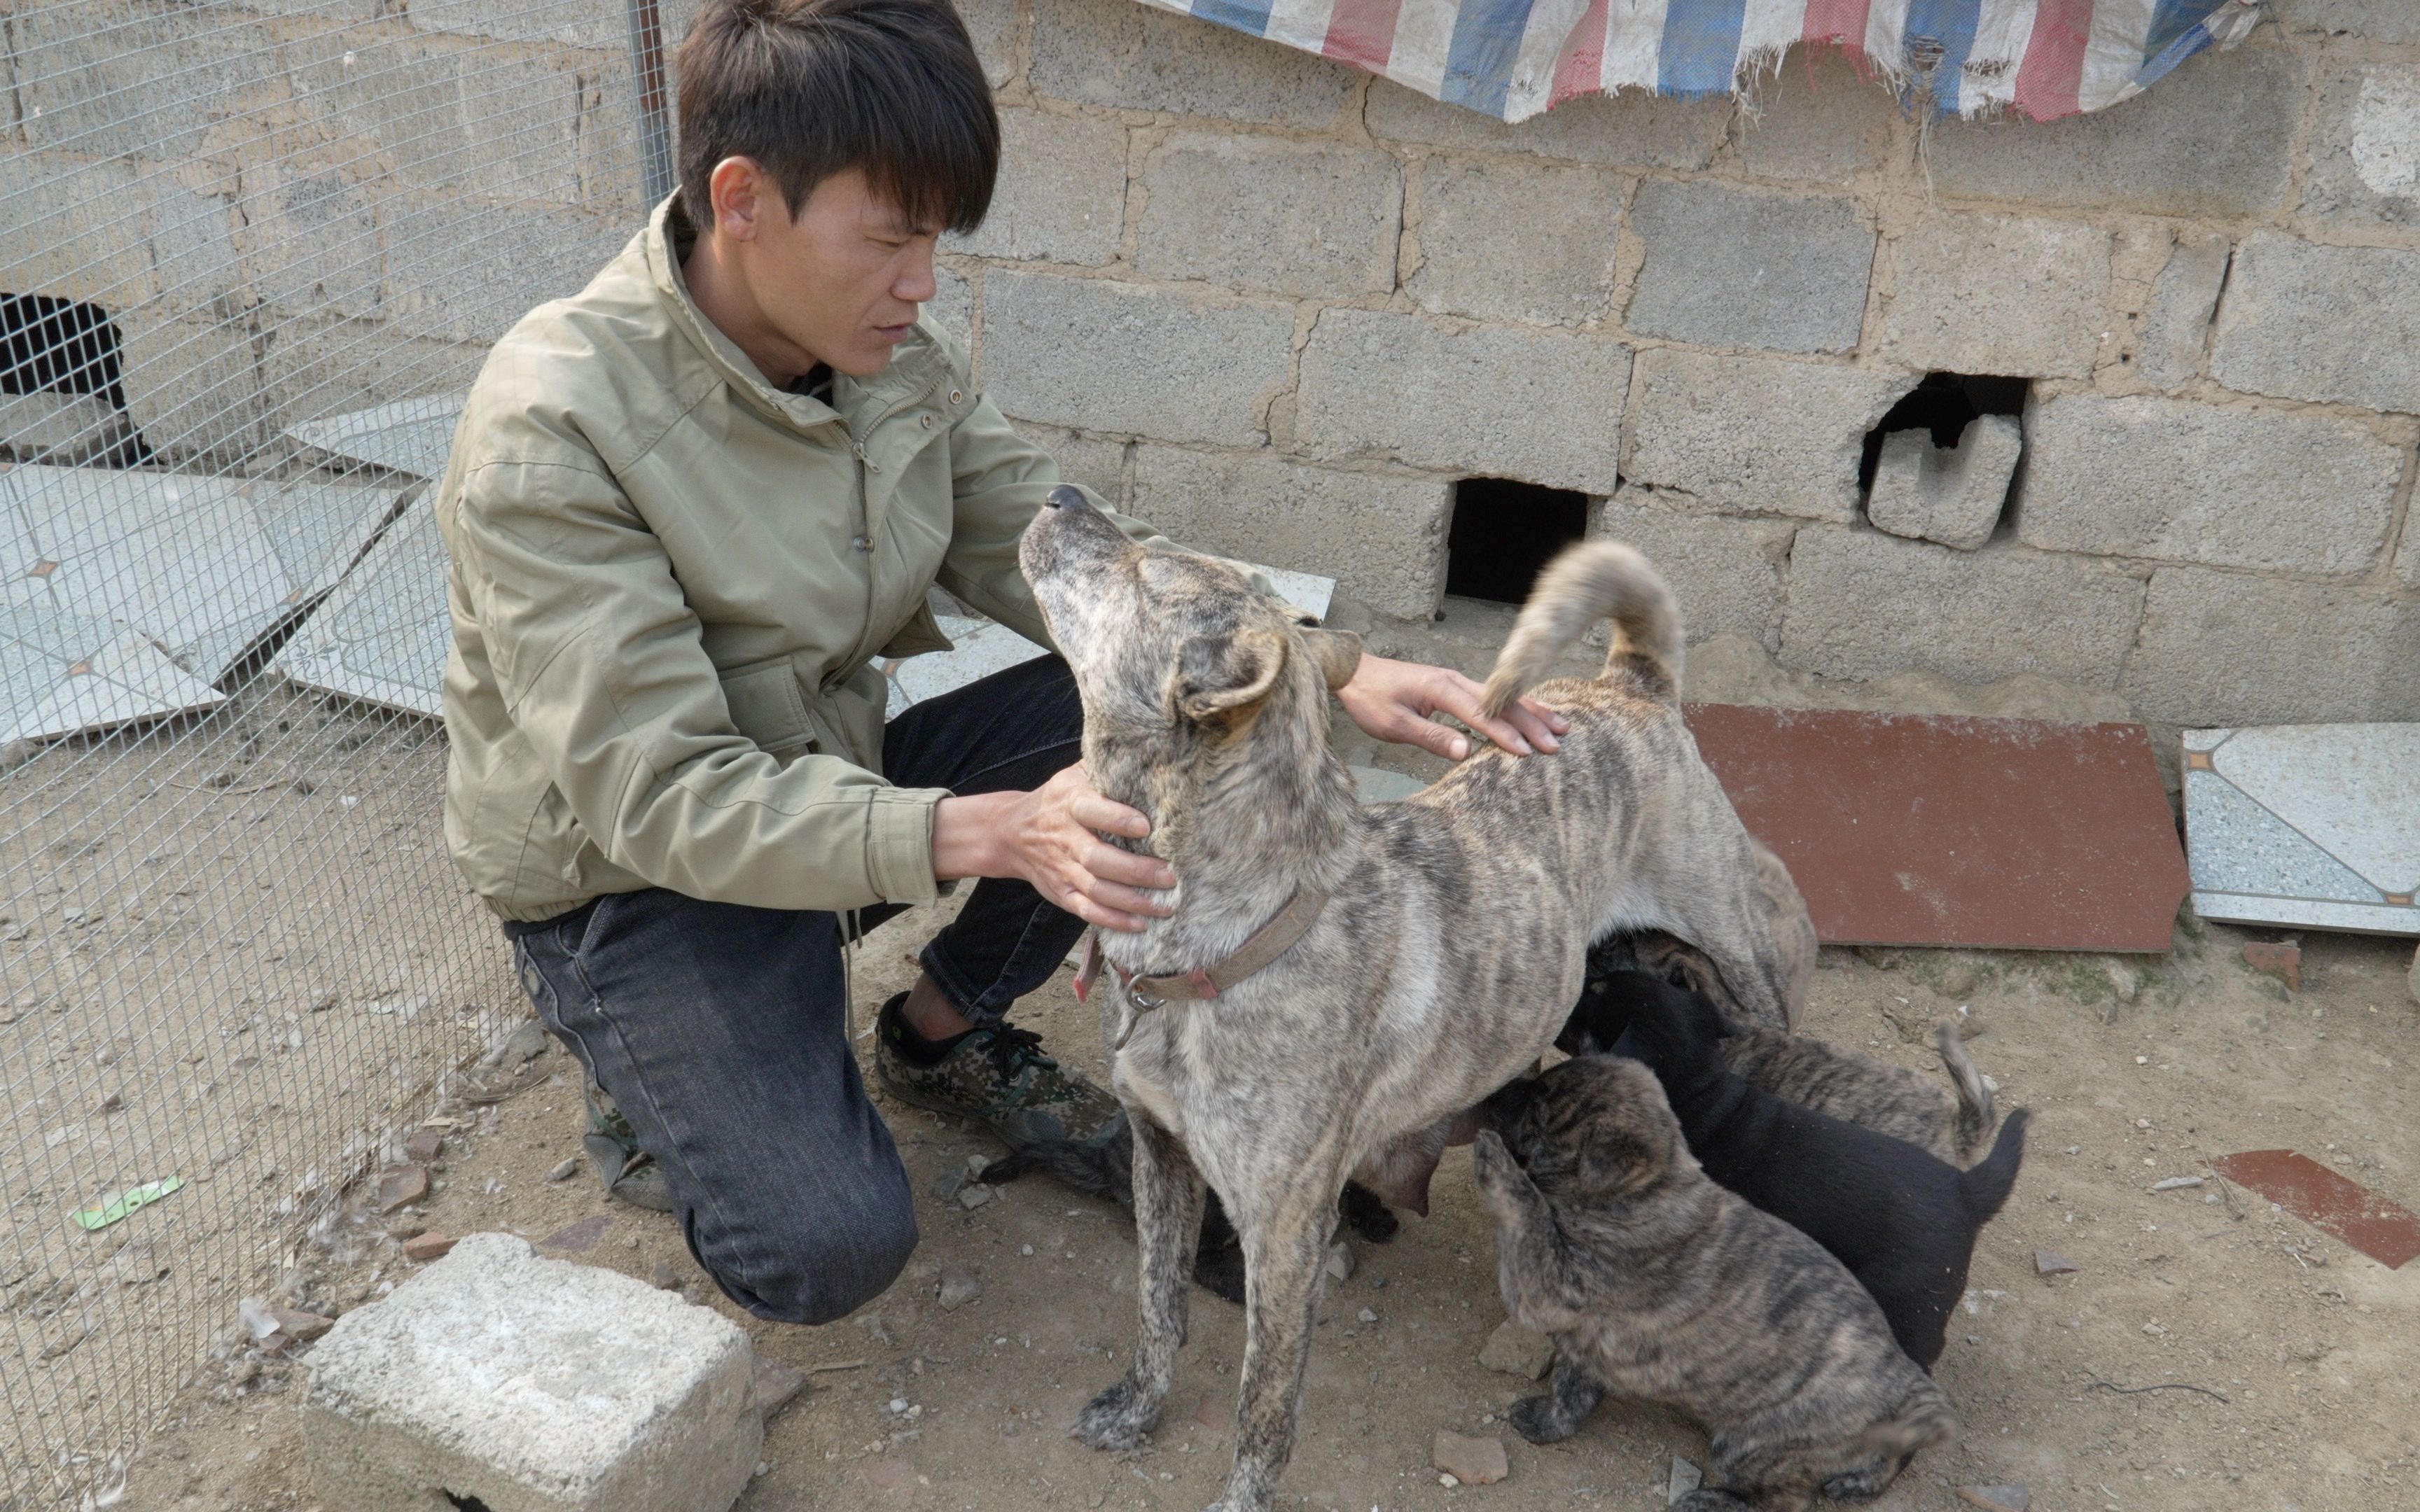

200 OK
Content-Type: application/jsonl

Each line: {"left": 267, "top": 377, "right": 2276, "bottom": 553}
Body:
{"left": 304, "top": 1233, "right": 759, "bottom": 1512}
{"left": 1431, "top": 1429, "right": 1509, "bottom": 1485}
{"left": 1868, "top": 416, "right": 2022, "bottom": 551}
{"left": 1476, "top": 1319, "right": 1555, "bottom": 1380}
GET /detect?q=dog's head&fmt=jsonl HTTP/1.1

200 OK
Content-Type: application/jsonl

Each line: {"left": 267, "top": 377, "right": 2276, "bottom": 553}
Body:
{"left": 1019, "top": 487, "right": 1361, "bottom": 836}
{"left": 1482, "top": 1056, "right": 1684, "bottom": 1205}
{"left": 1607, "top": 969, "right": 1733, "bottom": 1076}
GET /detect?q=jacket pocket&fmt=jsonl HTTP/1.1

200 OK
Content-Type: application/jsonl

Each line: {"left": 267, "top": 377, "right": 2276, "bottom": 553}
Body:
{"left": 876, "top": 598, "right": 953, "bottom": 659}
{"left": 718, "top": 660, "right": 816, "bottom": 755}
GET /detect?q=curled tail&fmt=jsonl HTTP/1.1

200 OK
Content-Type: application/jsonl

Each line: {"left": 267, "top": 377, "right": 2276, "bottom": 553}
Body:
{"left": 1935, "top": 1021, "right": 2000, "bottom": 1166}
{"left": 1958, "top": 1106, "right": 2029, "bottom": 1225}
{"left": 1480, "top": 540, "right": 1683, "bottom": 718}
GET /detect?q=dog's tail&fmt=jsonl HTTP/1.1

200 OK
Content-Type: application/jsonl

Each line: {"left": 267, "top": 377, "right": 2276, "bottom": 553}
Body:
{"left": 1935, "top": 1020, "right": 2000, "bottom": 1166}
{"left": 1480, "top": 540, "right": 1683, "bottom": 718}
{"left": 1957, "top": 1106, "right": 2029, "bottom": 1225}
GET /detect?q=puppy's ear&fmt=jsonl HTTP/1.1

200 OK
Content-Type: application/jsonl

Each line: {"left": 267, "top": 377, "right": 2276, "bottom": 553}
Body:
{"left": 1173, "top": 629, "right": 1287, "bottom": 724}
{"left": 1299, "top": 627, "right": 1363, "bottom": 691}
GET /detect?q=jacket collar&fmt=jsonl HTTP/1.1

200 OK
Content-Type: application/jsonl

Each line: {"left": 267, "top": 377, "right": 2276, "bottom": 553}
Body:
{"left": 640, "top": 192, "right": 946, "bottom": 436}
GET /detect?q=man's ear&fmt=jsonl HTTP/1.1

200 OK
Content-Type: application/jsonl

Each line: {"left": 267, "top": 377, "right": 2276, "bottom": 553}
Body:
{"left": 1174, "top": 629, "right": 1287, "bottom": 724}
{"left": 1300, "top": 627, "right": 1362, "bottom": 691}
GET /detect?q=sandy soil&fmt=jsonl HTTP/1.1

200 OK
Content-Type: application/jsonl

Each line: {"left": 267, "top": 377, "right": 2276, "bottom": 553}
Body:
{"left": 117, "top": 897, "right": 2420, "bottom": 1512}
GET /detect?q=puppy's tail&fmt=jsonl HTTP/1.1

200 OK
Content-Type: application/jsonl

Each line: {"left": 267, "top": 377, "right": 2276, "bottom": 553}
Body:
{"left": 1935, "top": 1020, "right": 2000, "bottom": 1166}
{"left": 1480, "top": 540, "right": 1683, "bottom": 718}
{"left": 1956, "top": 1106, "right": 2029, "bottom": 1226}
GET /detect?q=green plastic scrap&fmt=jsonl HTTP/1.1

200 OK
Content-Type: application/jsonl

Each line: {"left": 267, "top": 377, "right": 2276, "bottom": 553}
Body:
{"left": 70, "top": 1177, "right": 185, "bottom": 1231}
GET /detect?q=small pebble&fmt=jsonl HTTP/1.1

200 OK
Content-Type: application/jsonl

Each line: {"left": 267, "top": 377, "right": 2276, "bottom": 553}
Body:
{"left": 1438, "top": 1474, "right": 1458, "bottom": 1488}
{"left": 1357, "top": 1308, "right": 1378, "bottom": 1324}
{"left": 957, "top": 1182, "right": 994, "bottom": 1210}
{"left": 546, "top": 1157, "right": 580, "bottom": 1182}
{"left": 754, "top": 1462, "right": 770, "bottom": 1478}
{"left": 2150, "top": 1175, "right": 2204, "bottom": 1192}
{"left": 1020, "top": 1245, "right": 1034, "bottom": 1256}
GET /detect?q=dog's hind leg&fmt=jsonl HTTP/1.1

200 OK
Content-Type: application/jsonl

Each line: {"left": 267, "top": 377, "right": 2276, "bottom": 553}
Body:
{"left": 1210, "top": 1170, "right": 1346, "bottom": 1512}
{"left": 1508, "top": 1351, "right": 1606, "bottom": 1444}
{"left": 1073, "top": 1112, "right": 1204, "bottom": 1452}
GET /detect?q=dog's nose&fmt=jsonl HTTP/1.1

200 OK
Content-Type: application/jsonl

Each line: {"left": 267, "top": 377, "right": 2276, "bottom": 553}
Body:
{"left": 1044, "top": 484, "right": 1082, "bottom": 510}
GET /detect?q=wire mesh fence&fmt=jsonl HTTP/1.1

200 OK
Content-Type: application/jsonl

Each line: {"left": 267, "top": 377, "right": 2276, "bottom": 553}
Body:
{"left": 1, "top": 3, "right": 682, "bottom": 1501}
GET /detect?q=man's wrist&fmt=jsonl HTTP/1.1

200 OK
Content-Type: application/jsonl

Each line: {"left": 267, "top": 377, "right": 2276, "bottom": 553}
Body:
{"left": 931, "top": 791, "right": 1008, "bottom": 881}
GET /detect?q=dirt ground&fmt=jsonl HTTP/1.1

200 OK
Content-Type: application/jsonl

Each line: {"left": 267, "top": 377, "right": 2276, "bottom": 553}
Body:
{"left": 118, "top": 896, "right": 2420, "bottom": 1512}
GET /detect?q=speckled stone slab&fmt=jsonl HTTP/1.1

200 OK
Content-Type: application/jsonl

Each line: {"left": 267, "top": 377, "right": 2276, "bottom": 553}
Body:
{"left": 274, "top": 497, "right": 452, "bottom": 717}
{"left": 2185, "top": 724, "right": 2420, "bottom": 936}
{"left": 286, "top": 392, "right": 469, "bottom": 480}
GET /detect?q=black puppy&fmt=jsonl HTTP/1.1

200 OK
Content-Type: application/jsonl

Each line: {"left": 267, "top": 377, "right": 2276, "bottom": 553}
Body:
{"left": 1610, "top": 971, "right": 2028, "bottom": 1368}
{"left": 979, "top": 1119, "right": 1396, "bottom": 1303}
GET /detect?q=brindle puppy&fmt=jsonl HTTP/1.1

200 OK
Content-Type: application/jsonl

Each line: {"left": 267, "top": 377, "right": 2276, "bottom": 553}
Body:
{"left": 1477, "top": 1056, "right": 1954, "bottom": 1511}
{"left": 1570, "top": 931, "right": 1998, "bottom": 1166}
{"left": 1020, "top": 492, "right": 1795, "bottom": 1511}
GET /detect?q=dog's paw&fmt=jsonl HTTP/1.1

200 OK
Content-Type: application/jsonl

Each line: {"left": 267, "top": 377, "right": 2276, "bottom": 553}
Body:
{"left": 1506, "top": 1392, "right": 1580, "bottom": 1446}
{"left": 1819, "top": 1462, "right": 1902, "bottom": 1504}
{"left": 1337, "top": 1181, "right": 1398, "bottom": 1244}
{"left": 1071, "top": 1378, "right": 1162, "bottom": 1451}
{"left": 1672, "top": 1490, "right": 1755, "bottom": 1512}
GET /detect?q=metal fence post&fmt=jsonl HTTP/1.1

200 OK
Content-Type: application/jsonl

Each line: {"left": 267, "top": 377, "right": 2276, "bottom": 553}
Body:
{"left": 627, "top": 0, "right": 678, "bottom": 206}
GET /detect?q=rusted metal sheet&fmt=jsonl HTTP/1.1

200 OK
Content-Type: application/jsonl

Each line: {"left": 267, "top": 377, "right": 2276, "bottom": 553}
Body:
{"left": 1683, "top": 704, "right": 2190, "bottom": 952}
{"left": 2211, "top": 1149, "right": 2420, "bottom": 1270}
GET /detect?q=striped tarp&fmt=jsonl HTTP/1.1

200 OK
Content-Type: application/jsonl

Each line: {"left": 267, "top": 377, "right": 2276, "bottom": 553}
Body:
{"left": 1136, "top": 0, "right": 2267, "bottom": 122}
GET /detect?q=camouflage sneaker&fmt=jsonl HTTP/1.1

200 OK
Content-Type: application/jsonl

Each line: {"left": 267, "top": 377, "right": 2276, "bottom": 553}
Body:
{"left": 580, "top": 1072, "right": 674, "bottom": 1213}
{"left": 874, "top": 993, "right": 1120, "bottom": 1151}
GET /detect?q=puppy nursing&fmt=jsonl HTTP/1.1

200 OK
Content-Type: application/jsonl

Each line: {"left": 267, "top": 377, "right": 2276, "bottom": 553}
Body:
{"left": 1478, "top": 1057, "right": 1954, "bottom": 1511}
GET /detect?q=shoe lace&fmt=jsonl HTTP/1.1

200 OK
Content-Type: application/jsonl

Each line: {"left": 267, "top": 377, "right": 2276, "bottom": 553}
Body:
{"left": 985, "top": 1023, "right": 1058, "bottom": 1086}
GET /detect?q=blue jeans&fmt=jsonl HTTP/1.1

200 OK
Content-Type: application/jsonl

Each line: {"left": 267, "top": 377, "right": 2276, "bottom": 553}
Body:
{"left": 506, "top": 653, "right": 1087, "bottom": 1324}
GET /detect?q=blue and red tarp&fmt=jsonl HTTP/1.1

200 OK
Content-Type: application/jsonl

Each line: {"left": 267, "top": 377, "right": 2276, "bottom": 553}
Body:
{"left": 1134, "top": 0, "right": 2267, "bottom": 123}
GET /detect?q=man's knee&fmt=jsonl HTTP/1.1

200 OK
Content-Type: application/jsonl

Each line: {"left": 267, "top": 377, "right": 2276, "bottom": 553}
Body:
{"left": 689, "top": 1186, "right": 920, "bottom": 1326}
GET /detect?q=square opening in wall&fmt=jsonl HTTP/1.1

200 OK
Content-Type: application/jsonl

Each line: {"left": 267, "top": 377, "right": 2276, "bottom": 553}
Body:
{"left": 3, "top": 293, "right": 130, "bottom": 404}
{"left": 1445, "top": 478, "right": 1591, "bottom": 606}
{"left": 1860, "top": 372, "right": 2030, "bottom": 552}
{"left": 1856, "top": 372, "right": 2027, "bottom": 491}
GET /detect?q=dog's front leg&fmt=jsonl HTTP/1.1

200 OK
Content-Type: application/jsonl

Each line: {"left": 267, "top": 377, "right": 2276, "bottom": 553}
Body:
{"left": 1073, "top": 1110, "right": 1203, "bottom": 1451}
{"left": 1472, "top": 1131, "right": 1588, "bottom": 1332}
{"left": 1208, "top": 1175, "right": 1339, "bottom": 1512}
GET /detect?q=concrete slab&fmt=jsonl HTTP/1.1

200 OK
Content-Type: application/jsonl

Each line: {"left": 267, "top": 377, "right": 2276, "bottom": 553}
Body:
{"left": 0, "top": 604, "right": 226, "bottom": 743}
{"left": 2184, "top": 723, "right": 2420, "bottom": 935}
{"left": 302, "top": 1232, "right": 760, "bottom": 1512}
{"left": 1685, "top": 704, "right": 2190, "bottom": 951}
{"left": 285, "top": 392, "right": 468, "bottom": 479}
{"left": 273, "top": 496, "right": 450, "bottom": 716}
{"left": 2, "top": 461, "right": 397, "bottom": 676}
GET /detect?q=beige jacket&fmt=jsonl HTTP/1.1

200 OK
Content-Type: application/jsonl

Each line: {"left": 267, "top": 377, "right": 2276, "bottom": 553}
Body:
{"left": 437, "top": 196, "right": 1166, "bottom": 923}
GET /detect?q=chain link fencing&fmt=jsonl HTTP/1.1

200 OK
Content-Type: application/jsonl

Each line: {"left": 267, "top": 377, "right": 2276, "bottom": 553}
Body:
{"left": 0, "top": 3, "right": 686, "bottom": 1501}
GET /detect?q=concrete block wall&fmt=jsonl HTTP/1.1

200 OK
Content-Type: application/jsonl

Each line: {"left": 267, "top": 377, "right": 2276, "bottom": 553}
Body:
{"left": 0, "top": 0, "right": 682, "bottom": 467}
{"left": 7, "top": 0, "right": 2414, "bottom": 730}
{"left": 934, "top": 0, "right": 2420, "bottom": 729}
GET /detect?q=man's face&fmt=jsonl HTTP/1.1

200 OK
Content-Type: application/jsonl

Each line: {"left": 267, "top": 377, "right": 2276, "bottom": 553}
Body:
{"left": 717, "top": 163, "right": 940, "bottom": 379}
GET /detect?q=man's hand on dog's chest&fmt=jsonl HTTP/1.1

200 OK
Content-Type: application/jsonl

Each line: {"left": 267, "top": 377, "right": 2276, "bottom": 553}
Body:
{"left": 1337, "top": 653, "right": 1569, "bottom": 762}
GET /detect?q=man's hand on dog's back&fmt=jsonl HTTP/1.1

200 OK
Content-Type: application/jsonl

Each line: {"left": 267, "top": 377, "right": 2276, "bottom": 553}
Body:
{"left": 1337, "top": 652, "right": 1569, "bottom": 762}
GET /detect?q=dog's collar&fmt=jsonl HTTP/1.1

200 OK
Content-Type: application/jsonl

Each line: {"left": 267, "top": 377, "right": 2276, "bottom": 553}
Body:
{"left": 1075, "top": 888, "right": 1331, "bottom": 1049}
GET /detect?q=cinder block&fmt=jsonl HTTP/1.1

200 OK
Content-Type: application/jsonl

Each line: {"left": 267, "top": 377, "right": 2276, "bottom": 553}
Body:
{"left": 0, "top": 150, "right": 167, "bottom": 306}
{"left": 1880, "top": 213, "right": 2110, "bottom": 380}
{"left": 1029, "top": 0, "right": 1355, "bottom": 127}
{"left": 1129, "top": 447, "right": 1450, "bottom": 619}
{"left": 982, "top": 272, "right": 1294, "bottom": 447}
{"left": 1135, "top": 133, "right": 1400, "bottom": 299}
{"left": 951, "top": 0, "right": 1022, "bottom": 88}
{"left": 1620, "top": 349, "right": 1914, "bottom": 524}
{"left": 2302, "top": 64, "right": 2420, "bottom": 233}
{"left": 1625, "top": 182, "right": 1874, "bottom": 355}
{"left": 259, "top": 315, "right": 485, "bottom": 442}
{"left": 235, "top": 158, "right": 386, "bottom": 323}
{"left": 378, "top": 195, "right": 631, "bottom": 345}
{"left": 1780, "top": 528, "right": 2144, "bottom": 688}
{"left": 1019, "top": 421, "right": 1130, "bottom": 506}
{"left": 117, "top": 308, "right": 266, "bottom": 465}
{"left": 1924, "top": 41, "right": 2300, "bottom": 218}
{"left": 2210, "top": 233, "right": 2420, "bottom": 412}
{"left": 947, "top": 108, "right": 1127, "bottom": 265}
{"left": 0, "top": 393, "right": 131, "bottom": 464}
{"left": 1868, "top": 414, "right": 2019, "bottom": 551}
{"left": 1732, "top": 52, "right": 1894, "bottom": 183}
{"left": 1294, "top": 308, "right": 1629, "bottom": 495}
{"left": 1363, "top": 78, "right": 1730, "bottom": 170}
{"left": 2120, "top": 570, "right": 2420, "bottom": 726}
{"left": 303, "top": 1233, "right": 760, "bottom": 1512}
{"left": 286, "top": 30, "right": 588, "bottom": 206}
{"left": 397, "top": 0, "right": 628, "bottom": 49}
{"left": 928, "top": 265, "right": 975, "bottom": 345}
{"left": 1589, "top": 491, "right": 1795, "bottom": 650}
{"left": 1407, "top": 156, "right": 1622, "bottom": 326}
{"left": 2017, "top": 395, "right": 2403, "bottom": 576}
{"left": 12, "top": 1, "right": 278, "bottom": 161}
{"left": 2276, "top": 0, "right": 2420, "bottom": 44}
{"left": 2135, "top": 232, "right": 2230, "bottom": 388}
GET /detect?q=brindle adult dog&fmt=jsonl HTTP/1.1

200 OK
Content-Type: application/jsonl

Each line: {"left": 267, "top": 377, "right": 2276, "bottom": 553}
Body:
{"left": 1019, "top": 489, "right": 1795, "bottom": 1511}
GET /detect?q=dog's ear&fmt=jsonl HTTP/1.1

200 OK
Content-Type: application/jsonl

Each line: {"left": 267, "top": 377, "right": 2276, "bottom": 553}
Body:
{"left": 1298, "top": 627, "right": 1363, "bottom": 691}
{"left": 1173, "top": 629, "right": 1287, "bottom": 724}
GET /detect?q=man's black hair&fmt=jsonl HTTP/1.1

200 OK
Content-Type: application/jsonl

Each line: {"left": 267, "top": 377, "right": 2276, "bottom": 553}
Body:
{"left": 675, "top": 0, "right": 997, "bottom": 233}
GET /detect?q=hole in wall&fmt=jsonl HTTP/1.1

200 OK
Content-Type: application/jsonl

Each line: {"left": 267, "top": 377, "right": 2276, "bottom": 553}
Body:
{"left": 1445, "top": 478, "right": 1592, "bottom": 606}
{"left": 445, "top": 1494, "right": 495, "bottom": 1512}
{"left": 1856, "top": 372, "right": 2029, "bottom": 493}
{"left": 2, "top": 293, "right": 131, "bottom": 406}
